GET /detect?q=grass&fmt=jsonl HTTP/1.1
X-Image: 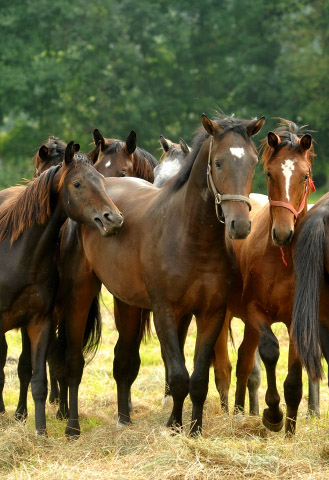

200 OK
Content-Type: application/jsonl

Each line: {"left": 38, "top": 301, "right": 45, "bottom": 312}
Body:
{"left": 1, "top": 289, "right": 329, "bottom": 479}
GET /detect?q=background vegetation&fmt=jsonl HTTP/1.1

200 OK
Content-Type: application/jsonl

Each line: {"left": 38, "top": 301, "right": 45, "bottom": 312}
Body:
{"left": 0, "top": 0, "right": 328, "bottom": 191}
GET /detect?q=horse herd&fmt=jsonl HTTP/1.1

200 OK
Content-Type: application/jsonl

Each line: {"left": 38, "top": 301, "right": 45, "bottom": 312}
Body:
{"left": 0, "top": 113, "right": 328, "bottom": 439}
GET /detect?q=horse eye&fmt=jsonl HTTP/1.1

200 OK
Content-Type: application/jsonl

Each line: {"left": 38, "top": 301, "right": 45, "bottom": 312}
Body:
{"left": 215, "top": 161, "right": 221, "bottom": 169}
{"left": 266, "top": 171, "right": 271, "bottom": 179}
{"left": 73, "top": 181, "right": 81, "bottom": 188}
{"left": 304, "top": 174, "right": 309, "bottom": 181}
{"left": 118, "top": 172, "right": 126, "bottom": 177}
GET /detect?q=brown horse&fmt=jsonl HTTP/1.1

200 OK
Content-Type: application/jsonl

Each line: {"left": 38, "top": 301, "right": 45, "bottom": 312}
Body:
{"left": 7, "top": 131, "right": 159, "bottom": 422}
{"left": 213, "top": 120, "right": 315, "bottom": 434}
{"left": 292, "top": 193, "right": 329, "bottom": 383}
{"left": 90, "top": 129, "right": 158, "bottom": 181}
{"left": 0, "top": 142, "right": 123, "bottom": 434}
{"left": 58, "top": 112, "right": 265, "bottom": 436}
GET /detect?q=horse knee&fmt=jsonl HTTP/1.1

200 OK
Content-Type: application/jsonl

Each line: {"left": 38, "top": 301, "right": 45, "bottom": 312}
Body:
{"left": 168, "top": 370, "right": 190, "bottom": 403}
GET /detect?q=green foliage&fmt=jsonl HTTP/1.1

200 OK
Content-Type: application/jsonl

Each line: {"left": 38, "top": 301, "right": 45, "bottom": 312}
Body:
{"left": 0, "top": 0, "right": 328, "bottom": 190}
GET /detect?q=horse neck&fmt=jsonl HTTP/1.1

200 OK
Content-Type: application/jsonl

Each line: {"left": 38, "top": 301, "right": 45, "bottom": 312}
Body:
{"left": 180, "top": 144, "right": 224, "bottom": 240}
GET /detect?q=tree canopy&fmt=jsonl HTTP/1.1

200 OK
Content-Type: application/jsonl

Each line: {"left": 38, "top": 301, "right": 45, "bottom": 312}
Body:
{"left": 0, "top": 0, "right": 328, "bottom": 191}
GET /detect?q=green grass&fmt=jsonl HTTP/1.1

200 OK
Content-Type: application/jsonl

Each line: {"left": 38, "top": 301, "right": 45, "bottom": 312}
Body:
{"left": 2, "top": 292, "right": 329, "bottom": 479}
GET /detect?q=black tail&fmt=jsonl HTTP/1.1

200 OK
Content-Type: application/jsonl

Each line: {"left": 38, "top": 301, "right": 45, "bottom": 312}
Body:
{"left": 292, "top": 211, "right": 326, "bottom": 380}
{"left": 82, "top": 293, "right": 102, "bottom": 361}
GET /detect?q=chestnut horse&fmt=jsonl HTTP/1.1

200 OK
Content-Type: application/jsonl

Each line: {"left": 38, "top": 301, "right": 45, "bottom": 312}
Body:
{"left": 0, "top": 142, "right": 123, "bottom": 434}
{"left": 58, "top": 113, "right": 265, "bottom": 436}
{"left": 153, "top": 135, "right": 190, "bottom": 187}
{"left": 213, "top": 120, "right": 315, "bottom": 434}
{"left": 292, "top": 193, "right": 329, "bottom": 383}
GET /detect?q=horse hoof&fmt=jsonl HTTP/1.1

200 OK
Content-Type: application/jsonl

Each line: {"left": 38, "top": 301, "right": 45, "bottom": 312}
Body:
{"left": 262, "top": 410, "right": 284, "bottom": 432}
{"left": 65, "top": 425, "right": 80, "bottom": 438}
{"left": 35, "top": 428, "right": 48, "bottom": 436}
{"left": 117, "top": 420, "right": 131, "bottom": 429}
{"left": 14, "top": 411, "right": 28, "bottom": 422}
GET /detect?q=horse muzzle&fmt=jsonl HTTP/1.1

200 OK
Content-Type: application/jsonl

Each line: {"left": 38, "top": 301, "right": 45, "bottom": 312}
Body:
{"left": 94, "top": 211, "right": 124, "bottom": 236}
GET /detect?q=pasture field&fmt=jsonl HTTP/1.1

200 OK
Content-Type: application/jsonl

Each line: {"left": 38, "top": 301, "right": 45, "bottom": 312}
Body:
{"left": 1, "top": 289, "right": 329, "bottom": 479}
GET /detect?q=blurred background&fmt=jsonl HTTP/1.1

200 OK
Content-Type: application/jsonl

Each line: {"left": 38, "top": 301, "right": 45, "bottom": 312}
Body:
{"left": 0, "top": 0, "right": 328, "bottom": 193}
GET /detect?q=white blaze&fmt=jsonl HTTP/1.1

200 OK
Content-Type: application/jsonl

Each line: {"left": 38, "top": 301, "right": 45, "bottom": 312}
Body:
{"left": 281, "top": 159, "right": 295, "bottom": 201}
{"left": 105, "top": 160, "right": 112, "bottom": 168}
{"left": 230, "top": 147, "right": 245, "bottom": 158}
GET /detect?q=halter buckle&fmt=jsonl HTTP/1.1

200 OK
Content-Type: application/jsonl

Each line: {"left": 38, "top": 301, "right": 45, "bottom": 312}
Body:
{"left": 215, "top": 193, "right": 222, "bottom": 204}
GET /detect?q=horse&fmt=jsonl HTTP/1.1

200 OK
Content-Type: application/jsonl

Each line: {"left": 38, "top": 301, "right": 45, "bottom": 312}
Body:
{"left": 292, "top": 193, "right": 329, "bottom": 386}
{"left": 56, "top": 112, "right": 265, "bottom": 436}
{"left": 90, "top": 129, "right": 158, "bottom": 182}
{"left": 9, "top": 131, "right": 158, "bottom": 423}
{"left": 0, "top": 142, "right": 123, "bottom": 434}
{"left": 153, "top": 135, "right": 190, "bottom": 187}
{"left": 212, "top": 120, "right": 315, "bottom": 435}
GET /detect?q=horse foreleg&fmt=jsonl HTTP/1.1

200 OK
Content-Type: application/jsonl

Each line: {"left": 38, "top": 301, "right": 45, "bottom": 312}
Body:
{"left": 189, "top": 309, "right": 227, "bottom": 435}
{"left": 213, "top": 310, "right": 232, "bottom": 413}
{"left": 284, "top": 338, "right": 303, "bottom": 435}
{"left": 0, "top": 333, "right": 7, "bottom": 413}
{"left": 15, "top": 327, "right": 32, "bottom": 421}
{"left": 27, "top": 318, "right": 52, "bottom": 435}
{"left": 258, "top": 324, "right": 283, "bottom": 432}
{"left": 153, "top": 305, "right": 190, "bottom": 430}
{"left": 162, "top": 314, "right": 192, "bottom": 407}
{"left": 247, "top": 347, "right": 262, "bottom": 415}
{"left": 234, "top": 324, "right": 259, "bottom": 413}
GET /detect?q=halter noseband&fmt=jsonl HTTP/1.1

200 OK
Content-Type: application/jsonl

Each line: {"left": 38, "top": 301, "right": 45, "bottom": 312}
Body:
{"left": 206, "top": 137, "right": 252, "bottom": 223}
{"left": 268, "top": 171, "right": 316, "bottom": 222}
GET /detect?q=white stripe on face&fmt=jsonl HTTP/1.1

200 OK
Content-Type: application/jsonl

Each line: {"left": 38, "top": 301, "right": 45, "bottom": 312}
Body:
{"left": 105, "top": 160, "right": 112, "bottom": 168}
{"left": 230, "top": 147, "right": 245, "bottom": 158}
{"left": 281, "top": 159, "right": 295, "bottom": 201}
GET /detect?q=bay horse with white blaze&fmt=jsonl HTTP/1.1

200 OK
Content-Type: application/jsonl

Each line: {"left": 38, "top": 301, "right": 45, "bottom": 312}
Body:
{"left": 0, "top": 142, "right": 123, "bottom": 434}
{"left": 59, "top": 112, "right": 265, "bottom": 436}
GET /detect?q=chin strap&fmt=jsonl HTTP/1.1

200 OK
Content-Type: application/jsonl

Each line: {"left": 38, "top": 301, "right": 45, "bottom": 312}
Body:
{"left": 206, "top": 137, "right": 252, "bottom": 223}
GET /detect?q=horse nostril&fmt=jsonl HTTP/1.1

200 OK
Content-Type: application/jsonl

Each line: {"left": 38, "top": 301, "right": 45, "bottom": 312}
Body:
{"left": 231, "top": 220, "right": 235, "bottom": 232}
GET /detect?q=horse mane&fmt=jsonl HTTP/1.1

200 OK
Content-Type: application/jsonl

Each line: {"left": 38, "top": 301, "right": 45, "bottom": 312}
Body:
{"left": 167, "top": 113, "right": 257, "bottom": 192}
{"left": 0, "top": 165, "right": 62, "bottom": 244}
{"left": 261, "top": 118, "right": 315, "bottom": 169}
{"left": 89, "top": 138, "right": 158, "bottom": 183}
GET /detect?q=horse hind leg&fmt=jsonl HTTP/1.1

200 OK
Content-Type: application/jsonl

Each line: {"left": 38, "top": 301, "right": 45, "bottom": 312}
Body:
{"left": 284, "top": 339, "right": 303, "bottom": 435}
{"left": 307, "top": 376, "right": 320, "bottom": 418}
{"left": 15, "top": 327, "right": 32, "bottom": 421}
{"left": 247, "top": 347, "right": 261, "bottom": 415}
{"left": 258, "top": 324, "right": 284, "bottom": 432}
{"left": 0, "top": 333, "right": 8, "bottom": 414}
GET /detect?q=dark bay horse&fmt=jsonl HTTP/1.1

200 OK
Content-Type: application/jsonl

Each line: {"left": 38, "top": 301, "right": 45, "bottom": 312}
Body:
{"left": 292, "top": 193, "right": 329, "bottom": 383}
{"left": 0, "top": 142, "right": 123, "bottom": 434}
{"left": 7, "top": 131, "right": 158, "bottom": 422}
{"left": 213, "top": 120, "right": 315, "bottom": 434}
{"left": 60, "top": 113, "right": 265, "bottom": 436}
{"left": 153, "top": 136, "right": 190, "bottom": 187}
{"left": 90, "top": 129, "right": 158, "bottom": 181}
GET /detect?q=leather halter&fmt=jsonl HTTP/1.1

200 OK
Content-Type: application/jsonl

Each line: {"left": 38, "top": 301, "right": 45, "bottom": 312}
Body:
{"left": 269, "top": 171, "right": 316, "bottom": 222}
{"left": 206, "top": 137, "right": 252, "bottom": 223}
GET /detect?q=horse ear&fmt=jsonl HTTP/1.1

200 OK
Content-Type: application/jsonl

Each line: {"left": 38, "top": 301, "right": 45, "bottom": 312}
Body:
{"left": 201, "top": 113, "right": 223, "bottom": 136}
{"left": 125, "top": 130, "right": 137, "bottom": 155}
{"left": 93, "top": 129, "right": 105, "bottom": 151}
{"left": 267, "top": 131, "right": 281, "bottom": 149}
{"left": 159, "top": 135, "right": 171, "bottom": 152}
{"left": 38, "top": 145, "right": 49, "bottom": 160}
{"left": 74, "top": 143, "right": 80, "bottom": 153}
{"left": 247, "top": 116, "right": 265, "bottom": 137}
{"left": 64, "top": 140, "right": 76, "bottom": 165}
{"left": 179, "top": 138, "right": 190, "bottom": 156}
{"left": 300, "top": 134, "right": 312, "bottom": 152}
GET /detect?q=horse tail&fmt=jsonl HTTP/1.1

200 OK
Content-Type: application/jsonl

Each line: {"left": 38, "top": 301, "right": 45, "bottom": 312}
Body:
{"left": 139, "top": 309, "right": 152, "bottom": 343}
{"left": 82, "top": 293, "right": 102, "bottom": 361}
{"left": 292, "top": 211, "right": 326, "bottom": 380}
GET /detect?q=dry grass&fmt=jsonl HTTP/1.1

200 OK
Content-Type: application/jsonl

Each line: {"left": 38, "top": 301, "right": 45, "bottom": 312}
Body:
{"left": 2, "top": 290, "right": 329, "bottom": 479}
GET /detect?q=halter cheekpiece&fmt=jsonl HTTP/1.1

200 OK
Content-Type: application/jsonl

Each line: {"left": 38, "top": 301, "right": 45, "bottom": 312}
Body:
{"left": 206, "top": 137, "right": 252, "bottom": 223}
